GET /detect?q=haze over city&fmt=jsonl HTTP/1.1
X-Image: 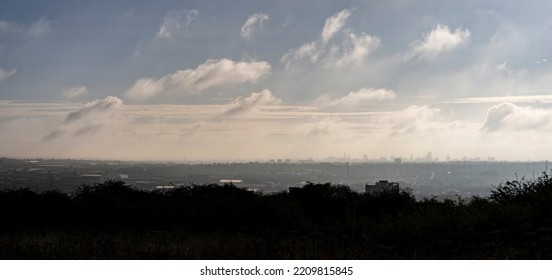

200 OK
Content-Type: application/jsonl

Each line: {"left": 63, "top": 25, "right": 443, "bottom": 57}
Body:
{"left": 2, "top": 1, "right": 552, "bottom": 161}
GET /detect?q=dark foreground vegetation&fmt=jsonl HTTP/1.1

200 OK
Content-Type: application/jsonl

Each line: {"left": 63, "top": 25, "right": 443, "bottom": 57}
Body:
{"left": 2, "top": 173, "right": 552, "bottom": 259}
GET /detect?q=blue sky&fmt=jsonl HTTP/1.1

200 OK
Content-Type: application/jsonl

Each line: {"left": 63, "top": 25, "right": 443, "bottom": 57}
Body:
{"left": 2, "top": 1, "right": 552, "bottom": 161}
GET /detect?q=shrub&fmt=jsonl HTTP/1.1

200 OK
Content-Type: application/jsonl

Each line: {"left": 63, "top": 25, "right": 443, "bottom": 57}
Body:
{"left": 490, "top": 173, "right": 552, "bottom": 204}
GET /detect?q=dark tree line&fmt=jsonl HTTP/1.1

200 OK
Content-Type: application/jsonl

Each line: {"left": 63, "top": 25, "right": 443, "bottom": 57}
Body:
{"left": 1, "top": 175, "right": 552, "bottom": 259}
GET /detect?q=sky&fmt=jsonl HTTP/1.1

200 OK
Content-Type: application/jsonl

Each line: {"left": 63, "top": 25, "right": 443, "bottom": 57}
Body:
{"left": 2, "top": 0, "right": 552, "bottom": 161}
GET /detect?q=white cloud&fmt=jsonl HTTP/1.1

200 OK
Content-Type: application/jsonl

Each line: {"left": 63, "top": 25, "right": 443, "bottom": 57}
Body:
{"left": 281, "top": 9, "right": 352, "bottom": 67}
{"left": 44, "top": 96, "right": 124, "bottom": 140}
{"left": 167, "top": 59, "right": 270, "bottom": 91}
{"left": 341, "top": 87, "right": 396, "bottom": 104}
{"left": 0, "top": 68, "right": 16, "bottom": 82}
{"left": 315, "top": 87, "right": 396, "bottom": 108}
{"left": 321, "top": 9, "right": 352, "bottom": 44}
{"left": 481, "top": 102, "right": 552, "bottom": 132}
{"left": 240, "top": 13, "right": 269, "bottom": 40}
{"left": 157, "top": 10, "right": 198, "bottom": 39}
{"left": 406, "top": 24, "right": 470, "bottom": 60}
{"left": 326, "top": 32, "right": 380, "bottom": 67}
{"left": 281, "top": 8, "right": 379, "bottom": 68}
{"left": 126, "top": 59, "right": 271, "bottom": 100}
{"left": 126, "top": 78, "right": 166, "bottom": 100}
{"left": 281, "top": 41, "right": 322, "bottom": 67}
{"left": 403, "top": 25, "right": 531, "bottom": 100}
{"left": 62, "top": 86, "right": 89, "bottom": 99}
{"left": 221, "top": 89, "right": 282, "bottom": 117}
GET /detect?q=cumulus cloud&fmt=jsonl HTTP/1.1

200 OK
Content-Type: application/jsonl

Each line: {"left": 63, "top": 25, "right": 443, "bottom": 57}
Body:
{"left": 281, "top": 41, "right": 323, "bottom": 67}
{"left": 481, "top": 102, "right": 552, "bottom": 132}
{"left": 281, "top": 8, "right": 378, "bottom": 68}
{"left": 282, "top": 9, "right": 352, "bottom": 67}
{"left": 221, "top": 89, "right": 282, "bottom": 117}
{"left": 481, "top": 103, "right": 514, "bottom": 131}
{"left": 406, "top": 24, "right": 470, "bottom": 60}
{"left": 44, "top": 96, "right": 124, "bottom": 140}
{"left": 125, "top": 78, "right": 166, "bottom": 101}
{"left": 0, "top": 68, "right": 16, "bottom": 82}
{"left": 62, "top": 86, "right": 88, "bottom": 99}
{"left": 240, "top": 13, "right": 269, "bottom": 39}
{"left": 126, "top": 59, "right": 271, "bottom": 100}
{"left": 315, "top": 87, "right": 396, "bottom": 108}
{"left": 176, "top": 59, "right": 270, "bottom": 88}
{"left": 321, "top": 9, "right": 351, "bottom": 44}
{"left": 326, "top": 32, "right": 380, "bottom": 67}
{"left": 157, "top": 9, "right": 198, "bottom": 39}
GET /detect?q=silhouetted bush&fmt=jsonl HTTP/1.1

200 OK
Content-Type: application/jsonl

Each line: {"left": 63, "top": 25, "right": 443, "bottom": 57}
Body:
{"left": 2, "top": 176, "right": 552, "bottom": 259}
{"left": 490, "top": 173, "right": 552, "bottom": 203}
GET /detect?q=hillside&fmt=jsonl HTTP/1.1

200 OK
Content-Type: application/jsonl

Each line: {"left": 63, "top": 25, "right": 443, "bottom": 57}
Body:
{"left": 1, "top": 175, "right": 552, "bottom": 259}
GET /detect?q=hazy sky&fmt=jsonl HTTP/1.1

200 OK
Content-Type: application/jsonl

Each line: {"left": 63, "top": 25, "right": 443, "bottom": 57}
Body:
{"left": 2, "top": 0, "right": 552, "bottom": 161}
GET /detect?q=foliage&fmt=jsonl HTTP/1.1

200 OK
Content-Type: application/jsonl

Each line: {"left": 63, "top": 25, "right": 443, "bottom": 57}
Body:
{"left": 490, "top": 173, "right": 550, "bottom": 203}
{"left": 2, "top": 176, "right": 552, "bottom": 259}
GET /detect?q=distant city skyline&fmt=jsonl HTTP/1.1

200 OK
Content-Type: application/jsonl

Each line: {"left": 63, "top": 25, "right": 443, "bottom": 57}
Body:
{"left": 2, "top": 1, "right": 552, "bottom": 161}
{"left": 4, "top": 151, "right": 544, "bottom": 164}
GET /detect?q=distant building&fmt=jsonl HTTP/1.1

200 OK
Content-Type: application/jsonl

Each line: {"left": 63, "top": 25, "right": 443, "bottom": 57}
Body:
{"left": 219, "top": 179, "right": 243, "bottom": 185}
{"left": 426, "top": 152, "right": 432, "bottom": 162}
{"left": 156, "top": 185, "right": 175, "bottom": 190}
{"left": 156, "top": 182, "right": 176, "bottom": 189}
{"left": 365, "top": 180, "right": 399, "bottom": 194}
{"left": 394, "top": 158, "right": 402, "bottom": 165}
